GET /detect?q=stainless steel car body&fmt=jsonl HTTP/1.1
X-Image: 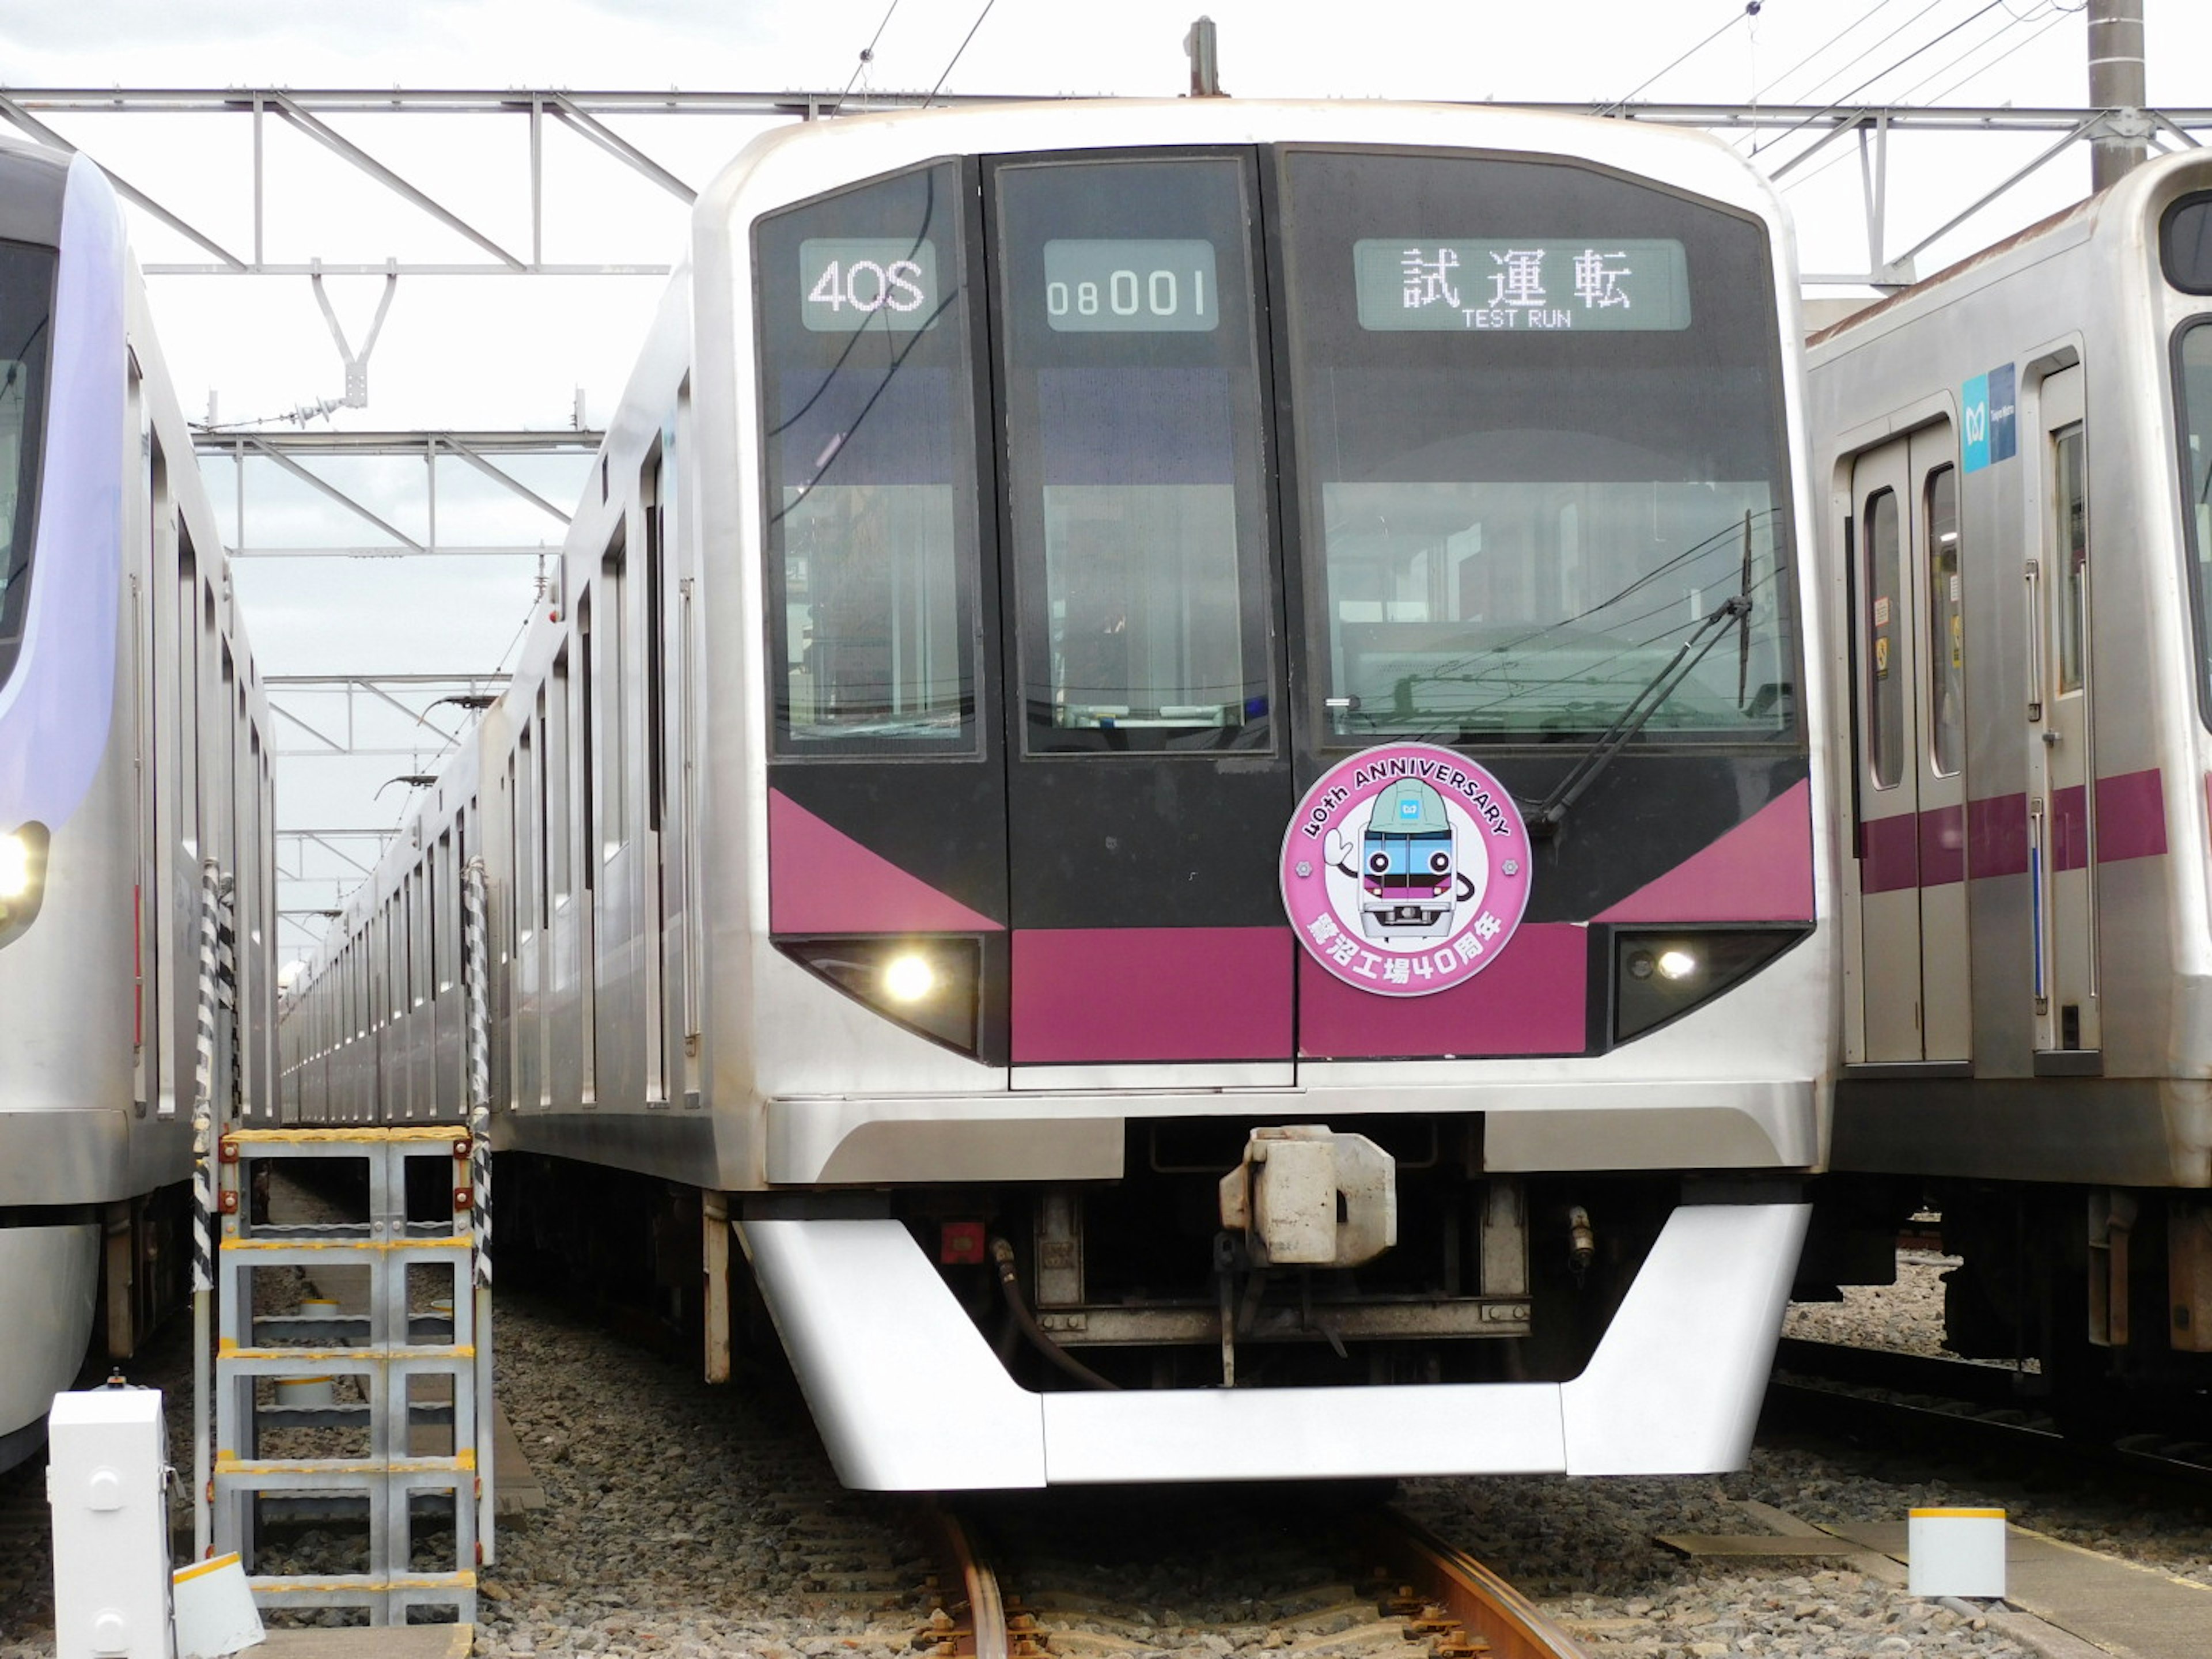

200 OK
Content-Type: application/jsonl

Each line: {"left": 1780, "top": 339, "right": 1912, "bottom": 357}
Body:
{"left": 1809, "top": 149, "right": 2212, "bottom": 1192}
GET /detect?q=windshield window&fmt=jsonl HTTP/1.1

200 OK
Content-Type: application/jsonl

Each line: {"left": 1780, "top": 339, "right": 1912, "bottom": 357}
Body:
{"left": 757, "top": 162, "right": 983, "bottom": 757}
{"left": 2178, "top": 321, "right": 2212, "bottom": 720}
{"left": 1280, "top": 150, "right": 1796, "bottom": 747}
{"left": 0, "top": 241, "right": 55, "bottom": 690}
{"left": 994, "top": 154, "right": 1274, "bottom": 754}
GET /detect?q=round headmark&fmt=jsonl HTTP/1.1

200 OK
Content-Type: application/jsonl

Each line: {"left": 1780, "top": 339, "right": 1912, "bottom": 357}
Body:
{"left": 1279, "top": 743, "right": 1532, "bottom": 997}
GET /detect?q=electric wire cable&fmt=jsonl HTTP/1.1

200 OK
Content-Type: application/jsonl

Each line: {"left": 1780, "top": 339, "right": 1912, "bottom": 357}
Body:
{"left": 1888, "top": 0, "right": 2059, "bottom": 103}
{"left": 1594, "top": 3, "right": 1759, "bottom": 118}
{"left": 1750, "top": 0, "right": 1910, "bottom": 103}
{"left": 1774, "top": 0, "right": 1955, "bottom": 109}
{"left": 1755, "top": 0, "right": 2011, "bottom": 156}
{"left": 1778, "top": 1, "right": 2072, "bottom": 195}
{"left": 830, "top": 0, "right": 905, "bottom": 117}
{"left": 923, "top": 0, "right": 1000, "bottom": 110}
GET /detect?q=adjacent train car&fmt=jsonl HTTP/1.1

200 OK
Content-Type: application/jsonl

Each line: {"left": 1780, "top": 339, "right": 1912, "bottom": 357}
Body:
{"left": 0, "top": 136, "right": 279, "bottom": 1468}
{"left": 1806, "top": 149, "right": 2212, "bottom": 1411}
{"left": 283, "top": 100, "right": 1838, "bottom": 1487}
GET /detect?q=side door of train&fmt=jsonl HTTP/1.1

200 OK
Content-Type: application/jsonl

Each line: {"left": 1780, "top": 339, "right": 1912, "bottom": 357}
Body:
{"left": 1846, "top": 424, "right": 1970, "bottom": 1063}
{"left": 2029, "top": 365, "right": 2097, "bottom": 1058}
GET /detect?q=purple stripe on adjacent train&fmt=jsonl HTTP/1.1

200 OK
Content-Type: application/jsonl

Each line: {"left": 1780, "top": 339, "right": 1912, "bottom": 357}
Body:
{"left": 1863, "top": 769, "right": 2166, "bottom": 890}
{"left": 1859, "top": 813, "right": 1919, "bottom": 894}
{"left": 1919, "top": 802, "right": 1965, "bottom": 886}
{"left": 2094, "top": 770, "right": 2168, "bottom": 863}
{"left": 2052, "top": 783, "right": 2090, "bottom": 874}
{"left": 1967, "top": 793, "right": 2028, "bottom": 878}
{"left": 1297, "top": 923, "right": 1586, "bottom": 1060}
{"left": 1010, "top": 926, "right": 1293, "bottom": 1064}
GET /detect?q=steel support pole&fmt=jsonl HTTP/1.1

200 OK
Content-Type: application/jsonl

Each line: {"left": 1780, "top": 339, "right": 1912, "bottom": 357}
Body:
{"left": 2089, "top": 0, "right": 2147, "bottom": 192}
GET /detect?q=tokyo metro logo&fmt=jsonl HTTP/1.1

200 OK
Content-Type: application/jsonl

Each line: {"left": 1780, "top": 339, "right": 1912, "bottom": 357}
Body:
{"left": 1279, "top": 743, "right": 1533, "bottom": 997}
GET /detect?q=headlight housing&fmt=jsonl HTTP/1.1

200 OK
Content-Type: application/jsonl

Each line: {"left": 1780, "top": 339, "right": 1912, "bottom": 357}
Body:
{"left": 0, "top": 823, "right": 50, "bottom": 947}
{"left": 1612, "top": 926, "right": 1808, "bottom": 1041}
{"left": 779, "top": 935, "right": 984, "bottom": 1056}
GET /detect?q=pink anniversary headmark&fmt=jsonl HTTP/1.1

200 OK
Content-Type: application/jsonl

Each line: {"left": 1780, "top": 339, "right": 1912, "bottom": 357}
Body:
{"left": 1279, "top": 743, "right": 1533, "bottom": 998}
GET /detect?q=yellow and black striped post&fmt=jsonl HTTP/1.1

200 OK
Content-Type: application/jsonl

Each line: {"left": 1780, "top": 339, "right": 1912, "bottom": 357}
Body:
{"left": 463, "top": 855, "right": 496, "bottom": 1560}
{"left": 191, "top": 858, "right": 222, "bottom": 1560}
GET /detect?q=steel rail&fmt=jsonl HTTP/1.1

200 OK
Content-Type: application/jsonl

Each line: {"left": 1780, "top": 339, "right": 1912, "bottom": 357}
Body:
{"left": 917, "top": 1505, "right": 1010, "bottom": 1659}
{"left": 1767, "top": 1340, "right": 2212, "bottom": 1499}
{"left": 1363, "top": 1506, "right": 1591, "bottom": 1659}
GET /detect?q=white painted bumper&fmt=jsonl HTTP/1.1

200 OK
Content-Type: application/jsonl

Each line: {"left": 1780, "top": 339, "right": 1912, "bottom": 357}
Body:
{"left": 738, "top": 1201, "right": 1808, "bottom": 1488}
{"left": 0, "top": 1222, "right": 100, "bottom": 1451}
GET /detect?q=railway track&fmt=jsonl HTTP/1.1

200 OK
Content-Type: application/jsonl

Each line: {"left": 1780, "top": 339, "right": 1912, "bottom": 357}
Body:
{"left": 1767, "top": 1337, "right": 2212, "bottom": 1498}
{"left": 916, "top": 1497, "right": 1589, "bottom": 1659}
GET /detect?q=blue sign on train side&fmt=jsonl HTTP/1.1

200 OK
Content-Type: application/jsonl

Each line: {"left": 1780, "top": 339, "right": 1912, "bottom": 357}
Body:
{"left": 1962, "top": 363, "right": 2018, "bottom": 472}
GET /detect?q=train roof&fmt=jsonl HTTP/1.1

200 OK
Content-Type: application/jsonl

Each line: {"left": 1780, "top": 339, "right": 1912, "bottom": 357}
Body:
{"left": 696, "top": 97, "right": 1796, "bottom": 234}
{"left": 0, "top": 132, "right": 70, "bottom": 248}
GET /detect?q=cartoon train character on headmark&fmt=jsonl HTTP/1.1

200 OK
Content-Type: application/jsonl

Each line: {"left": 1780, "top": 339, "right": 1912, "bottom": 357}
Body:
{"left": 1328, "top": 777, "right": 1479, "bottom": 941}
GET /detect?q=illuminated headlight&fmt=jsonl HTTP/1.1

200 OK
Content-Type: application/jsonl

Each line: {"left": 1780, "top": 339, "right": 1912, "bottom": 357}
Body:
{"left": 0, "top": 822, "right": 50, "bottom": 944}
{"left": 881, "top": 952, "right": 937, "bottom": 1002}
{"left": 1613, "top": 927, "right": 1807, "bottom": 1041}
{"left": 781, "top": 937, "right": 983, "bottom": 1056}
{"left": 0, "top": 833, "right": 28, "bottom": 899}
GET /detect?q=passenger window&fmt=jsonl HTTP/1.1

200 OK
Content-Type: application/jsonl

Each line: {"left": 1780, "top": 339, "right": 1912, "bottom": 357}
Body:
{"left": 2053, "top": 426, "right": 2087, "bottom": 694}
{"left": 757, "top": 162, "right": 983, "bottom": 756}
{"left": 994, "top": 155, "right": 1273, "bottom": 753}
{"left": 1925, "top": 465, "right": 1963, "bottom": 776}
{"left": 1864, "top": 489, "right": 1903, "bottom": 789}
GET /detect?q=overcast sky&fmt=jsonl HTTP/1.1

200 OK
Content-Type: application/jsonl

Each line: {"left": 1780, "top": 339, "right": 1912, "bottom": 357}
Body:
{"left": 6, "top": 0, "right": 2206, "bottom": 955}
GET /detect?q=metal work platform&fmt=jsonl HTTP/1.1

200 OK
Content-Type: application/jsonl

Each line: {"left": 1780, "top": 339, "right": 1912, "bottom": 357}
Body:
{"left": 203, "top": 1126, "right": 492, "bottom": 1626}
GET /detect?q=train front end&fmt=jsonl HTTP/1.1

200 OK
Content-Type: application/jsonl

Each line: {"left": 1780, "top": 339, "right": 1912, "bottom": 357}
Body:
{"left": 705, "top": 102, "right": 1834, "bottom": 1487}
{"left": 0, "top": 141, "right": 134, "bottom": 1466}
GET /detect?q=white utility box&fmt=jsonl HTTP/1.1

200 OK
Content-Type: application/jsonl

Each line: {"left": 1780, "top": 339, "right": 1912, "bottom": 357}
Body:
{"left": 1908, "top": 1506, "right": 2008, "bottom": 1599}
{"left": 48, "top": 1386, "right": 172, "bottom": 1659}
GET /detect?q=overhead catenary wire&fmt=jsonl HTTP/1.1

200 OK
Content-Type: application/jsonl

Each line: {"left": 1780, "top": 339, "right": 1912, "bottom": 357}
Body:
{"left": 922, "top": 0, "right": 999, "bottom": 110}
{"left": 1595, "top": 3, "right": 1764, "bottom": 118}
{"left": 1749, "top": 0, "right": 1911, "bottom": 103}
{"left": 830, "top": 0, "right": 906, "bottom": 117}
{"left": 1772, "top": 0, "right": 1956, "bottom": 108}
{"left": 1919, "top": 0, "right": 2075, "bottom": 99}
{"left": 1776, "top": 0, "right": 2074, "bottom": 195}
{"left": 1753, "top": 0, "right": 2013, "bottom": 155}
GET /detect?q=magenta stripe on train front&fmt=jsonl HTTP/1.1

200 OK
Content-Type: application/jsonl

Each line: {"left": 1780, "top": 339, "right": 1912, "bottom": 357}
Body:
{"left": 1594, "top": 779, "right": 1813, "bottom": 923}
{"left": 767, "top": 789, "right": 1002, "bottom": 934}
{"left": 1010, "top": 927, "right": 1294, "bottom": 1064}
{"left": 1859, "top": 813, "right": 1919, "bottom": 893}
{"left": 1297, "top": 923, "right": 1586, "bottom": 1059}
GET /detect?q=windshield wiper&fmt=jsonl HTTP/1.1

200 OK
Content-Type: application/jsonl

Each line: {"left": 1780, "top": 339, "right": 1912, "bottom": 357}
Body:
{"left": 1526, "top": 592, "right": 1752, "bottom": 837}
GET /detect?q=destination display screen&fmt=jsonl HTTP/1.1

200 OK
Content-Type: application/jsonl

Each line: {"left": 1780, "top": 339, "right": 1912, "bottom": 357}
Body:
{"left": 1354, "top": 237, "right": 1691, "bottom": 332}
{"left": 1043, "top": 238, "right": 1220, "bottom": 332}
{"left": 799, "top": 237, "right": 941, "bottom": 332}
